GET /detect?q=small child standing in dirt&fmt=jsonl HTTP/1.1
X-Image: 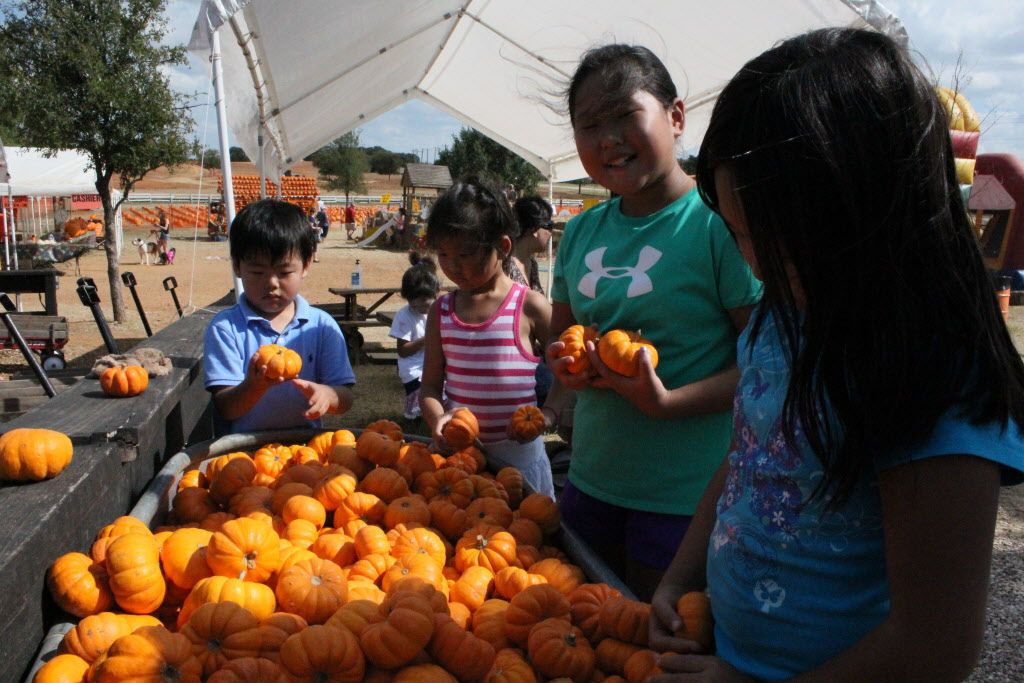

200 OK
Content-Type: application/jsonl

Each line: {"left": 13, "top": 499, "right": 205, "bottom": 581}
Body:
{"left": 204, "top": 198, "right": 355, "bottom": 436}
{"left": 389, "top": 252, "right": 440, "bottom": 420}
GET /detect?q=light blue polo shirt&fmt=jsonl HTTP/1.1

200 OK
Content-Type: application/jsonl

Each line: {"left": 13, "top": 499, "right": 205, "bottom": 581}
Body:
{"left": 204, "top": 294, "right": 355, "bottom": 435}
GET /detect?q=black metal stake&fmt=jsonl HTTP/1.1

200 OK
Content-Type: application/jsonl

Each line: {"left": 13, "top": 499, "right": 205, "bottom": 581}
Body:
{"left": 121, "top": 271, "right": 153, "bottom": 337}
{"left": 76, "top": 276, "right": 120, "bottom": 354}
{"left": 0, "top": 294, "right": 56, "bottom": 397}
{"left": 163, "top": 276, "right": 183, "bottom": 318}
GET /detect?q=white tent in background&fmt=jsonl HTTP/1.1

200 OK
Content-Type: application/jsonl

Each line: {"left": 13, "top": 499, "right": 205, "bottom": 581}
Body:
{"left": 187, "top": 0, "right": 907, "bottom": 182}
{"left": 0, "top": 147, "right": 124, "bottom": 263}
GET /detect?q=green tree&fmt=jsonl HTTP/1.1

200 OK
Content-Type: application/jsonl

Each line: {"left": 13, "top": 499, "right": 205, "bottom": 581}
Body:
{"left": 369, "top": 150, "right": 401, "bottom": 177}
{"left": 436, "top": 128, "right": 543, "bottom": 195}
{"left": 0, "top": 0, "right": 196, "bottom": 322}
{"left": 229, "top": 146, "right": 250, "bottom": 162}
{"left": 201, "top": 149, "right": 221, "bottom": 170}
{"left": 311, "top": 131, "right": 368, "bottom": 202}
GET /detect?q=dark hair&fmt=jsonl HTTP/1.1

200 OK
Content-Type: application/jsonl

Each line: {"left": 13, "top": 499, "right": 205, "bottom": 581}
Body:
{"left": 696, "top": 27, "right": 1024, "bottom": 506}
{"left": 566, "top": 44, "right": 678, "bottom": 127}
{"left": 401, "top": 252, "right": 440, "bottom": 301}
{"left": 229, "top": 198, "right": 315, "bottom": 265}
{"left": 425, "top": 177, "right": 520, "bottom": 254}
{"left": 513, "top": 195, "right": 553, "bottom": 234}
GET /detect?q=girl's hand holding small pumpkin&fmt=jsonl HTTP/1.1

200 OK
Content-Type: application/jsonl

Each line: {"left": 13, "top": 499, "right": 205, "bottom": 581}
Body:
{"left": 588, "top": 342, "right": 670, "bottom": 417}
{"left": 431, "top": 409, "right": 469, "bottom": 455}
{"left": 546, "top": 339, "right": 595, "bottom": 391}
{"left": 247, "top": 352, "right": 290, "bottom": 387}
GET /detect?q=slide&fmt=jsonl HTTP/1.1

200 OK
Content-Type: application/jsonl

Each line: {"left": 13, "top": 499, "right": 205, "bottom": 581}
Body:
{"left": 356, "top": 216, "right": 398, "bottom": 248}
{"left": 977, "top": 153, "right": 1024, "bottom": 273}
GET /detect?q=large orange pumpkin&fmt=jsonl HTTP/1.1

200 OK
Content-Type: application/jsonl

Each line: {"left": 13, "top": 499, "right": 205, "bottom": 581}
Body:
{"left": 597, "top": 329, "right": 658, "bottom": 377}
{"left": 442, "top": 408, "right": 479, "bottom": 449}
{"left": 454, "top": 525, "right": 518, "bottom": 573}
{"left": 179, "top": 600, "right": 261, "bottom": 677}
{"left": 59, "top": 612, "right": 161, "bottom": 663}
{"left": 91, "top": 625, "right": 203, "bottom": 682}
{"left": 528, "top": 618, "right": 596, "bottom": 681}
{"left": 359, "top": 591, "right": 435, "bottom": 669}
{"left": 205, "top": 517, "right": 281, "bottom": 583}
{"left": 206, "top": 656, "right": 289, "bottom": 683}
{"left": 177, "top": 576, "right": 277, "bottom": 628}
{"left": 99, "top": 364, "right": 149, "bottom": 397}
{"left": 0, "top": 427, "right": 73, "bottom": 481}
{"left": 47, "top": 551, "right": 113, "bottom": 617}
{"left": 105, "top": 533, "right": 166, "bottom": 614}
{"left": 32, "top": 653, "right": 89, "bottom": 683}
{"left": 160, "top": 528, "right": 214, "bottom": 591}
{"left": 504, "top": 583, "right": 571, "bottom": 646}
{"left": 254, "top": 344, "right": 302, "bottom": 380}
{"left": 274, "top": 557, "right": 349, "bottom": 624}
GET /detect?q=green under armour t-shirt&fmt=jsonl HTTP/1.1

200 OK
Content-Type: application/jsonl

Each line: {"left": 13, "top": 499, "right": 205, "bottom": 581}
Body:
{"left": 552, "top": 190, "right": 762, "bottom": 514}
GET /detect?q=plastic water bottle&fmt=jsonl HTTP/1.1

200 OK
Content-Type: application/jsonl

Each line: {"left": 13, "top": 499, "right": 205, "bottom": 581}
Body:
{"left": 351, "top": 259, "right": 362, "bottom": 289}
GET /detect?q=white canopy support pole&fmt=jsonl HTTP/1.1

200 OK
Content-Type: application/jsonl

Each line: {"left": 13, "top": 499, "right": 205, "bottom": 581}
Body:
{"left": 546, "top": 178, "right": 554, "bottom": 300}
{"left": 7, "top": 186, "right": 18, "bottom": 271}
{"left": 258, "top": 132, "right": 266, "bottom": 199}
{"left": 212, "top": 27, "right": 243, "bottom": 297}
{"left": 2, "top": 204, "right": 9, "bottom": 269}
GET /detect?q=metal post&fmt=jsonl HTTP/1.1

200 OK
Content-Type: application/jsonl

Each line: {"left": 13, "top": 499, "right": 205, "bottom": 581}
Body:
{"left": 211, "top": 28, "right": 244, "bottom": 297}
{"left": 121, "top": 271, "right": 153, "bottom": 337}
{"left": 76, "top": 276, "right": 120, "bottom": 354}
{"left": 0, "top": 294, "right": 56, "bottom": 397}
{"left": 547, "top": 178, "right": 554, "bottom": 300}
{"left": 163, "top": 276, "right": 183, "bottom": 318}
{"left": 258, "top": 132, "right": 266, "bottom": 199}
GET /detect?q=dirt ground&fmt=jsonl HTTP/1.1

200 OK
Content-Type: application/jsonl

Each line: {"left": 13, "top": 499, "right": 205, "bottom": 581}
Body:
{"left": 0, "top": 224, "right": 433, "bottom": 378}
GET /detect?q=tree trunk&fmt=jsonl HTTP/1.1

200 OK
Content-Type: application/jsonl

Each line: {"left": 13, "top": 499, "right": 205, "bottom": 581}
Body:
{"left": 96, "top": 175, "right": 127, "bottom": 323}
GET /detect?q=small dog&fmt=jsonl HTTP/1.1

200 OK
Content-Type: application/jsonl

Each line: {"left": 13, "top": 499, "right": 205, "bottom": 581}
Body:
{"left": 131, "top": 237, "right": 159, "bottom": 265}
{"left": 157, "top": 247, "right": 176, "bottom": 266}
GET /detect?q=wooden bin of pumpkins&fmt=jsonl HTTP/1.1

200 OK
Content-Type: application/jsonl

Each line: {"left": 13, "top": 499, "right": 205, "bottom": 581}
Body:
{"left": 25, "top": 414, "right": 719, "bottom": 683}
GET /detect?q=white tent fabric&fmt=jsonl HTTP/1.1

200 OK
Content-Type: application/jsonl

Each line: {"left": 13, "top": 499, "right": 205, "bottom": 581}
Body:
{"left": 188, "top": 0, "right": 906, "bottom": 182}
{"left": 0, "top": 147, "right": 123, "bottom": 255}
{"left": 0, "top": 147, "right": 100, "bottom": 197}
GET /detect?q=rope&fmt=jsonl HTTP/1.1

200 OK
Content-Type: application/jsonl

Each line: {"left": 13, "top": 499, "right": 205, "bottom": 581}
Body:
{"left": 183, "top": 83, "right": 217, "bottom": 317}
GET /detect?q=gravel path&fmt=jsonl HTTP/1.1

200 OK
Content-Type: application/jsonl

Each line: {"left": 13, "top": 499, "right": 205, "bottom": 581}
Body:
{"left": 969, "top": 485, "right": 1024, "bottom": 682}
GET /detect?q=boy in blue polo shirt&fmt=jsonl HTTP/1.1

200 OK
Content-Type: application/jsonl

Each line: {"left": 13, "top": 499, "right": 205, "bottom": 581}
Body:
{"left": 204, "top": 199, "right": 356, "bottom": 436}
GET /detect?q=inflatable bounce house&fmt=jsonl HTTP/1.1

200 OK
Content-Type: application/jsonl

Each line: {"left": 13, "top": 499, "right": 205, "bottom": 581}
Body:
{"left": 941, "top": 86, "right": 1024, "bottom": 297}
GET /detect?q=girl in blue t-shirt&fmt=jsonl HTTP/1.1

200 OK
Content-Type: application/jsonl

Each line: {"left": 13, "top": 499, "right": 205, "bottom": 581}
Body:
{"left": 546, "top": 44, "right": 761, "bottom": 601}
{"left": 649, "top": 28, "right": 1024, "bottom": 681}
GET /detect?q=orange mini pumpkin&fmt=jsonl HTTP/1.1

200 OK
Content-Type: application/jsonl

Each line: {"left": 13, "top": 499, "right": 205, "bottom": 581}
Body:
{"left": 0, "top": 427, "right": 73, "bottom": 481}
{"left": 47, "top": 552, "right": 113, "bottom": 617}
{"left": 557, "top": 324, "right": 601, "bottom": 374}
{"left": 255, "top": 344, "right": 302, "bottom": 380}
{"left": 100, "top": 364, "right": 149, "bottom": 397}
{"left": 442, "top": 408, "right": 479, "bottom": 449}
{"left": 597, "top": 329, "right": 658, "bottom": 377}
{"left": 509, "top": 404, "right": 546, "bottom": 440}
{"left": 675, "top": 590, "right": 714, "bottom": 651}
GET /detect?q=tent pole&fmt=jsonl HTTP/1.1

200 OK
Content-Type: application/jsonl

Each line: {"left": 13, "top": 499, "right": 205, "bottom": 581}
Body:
{"left": 212, "top": 28, "right": 243, "bottom": 297}
{"left": 8, "top": 186, "right": 18, "bottom": 271}
{"left": 546, "top": 178, "right": 554, "bottom": 300}
{"left": 258, "top": 132, "right": 266, "bottom": 199}
{"left": 2, "top": 203, "right": 8, "bottom": 270}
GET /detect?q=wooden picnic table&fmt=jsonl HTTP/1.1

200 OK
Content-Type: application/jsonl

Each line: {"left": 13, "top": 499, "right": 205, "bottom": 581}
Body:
{"left": 326, "top": 286, "right": 402, "bottom": 321}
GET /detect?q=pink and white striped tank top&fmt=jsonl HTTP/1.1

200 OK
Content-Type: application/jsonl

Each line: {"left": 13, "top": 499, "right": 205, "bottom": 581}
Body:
{"left": 438, "top": 282, "right": 539, "bottom": 443}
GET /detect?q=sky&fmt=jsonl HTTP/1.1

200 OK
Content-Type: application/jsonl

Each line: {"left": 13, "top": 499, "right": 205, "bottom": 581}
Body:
{"left": 162, "top": 0, "right": 1024, "bottom": 165}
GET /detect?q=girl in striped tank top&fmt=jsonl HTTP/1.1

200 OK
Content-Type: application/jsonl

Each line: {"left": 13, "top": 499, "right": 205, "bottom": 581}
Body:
{"left": 419, "top": 178, "right": 569, "bottom": 498}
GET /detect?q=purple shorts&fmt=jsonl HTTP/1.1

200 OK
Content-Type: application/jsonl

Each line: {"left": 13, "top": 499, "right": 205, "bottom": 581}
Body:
{"left": 560, "top": 481, "right": 691, "bottom": 569}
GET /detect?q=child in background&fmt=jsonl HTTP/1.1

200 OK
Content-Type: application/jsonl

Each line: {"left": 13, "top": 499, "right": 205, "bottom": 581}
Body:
{"left": 649, "top": 28, "right": 1024, "bottom": 681}
{"left": 545, "top": 44, "right": 762, "bottom": 600}
{"left": 390, "top": 252, "right": 440, "bottom": 420}
{"left": 344, "top": 203, "right": 357, "bottom": 240}
{"left": 204, "top": 199, "right": 356, "bottom": 436}
{"left": 420, "top": 178, "right": 568, "bottom": 499}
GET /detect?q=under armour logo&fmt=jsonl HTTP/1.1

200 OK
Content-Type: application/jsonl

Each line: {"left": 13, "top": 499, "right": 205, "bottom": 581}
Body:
{"left": 577, "top": 246, "right": 662, "bottom": 298}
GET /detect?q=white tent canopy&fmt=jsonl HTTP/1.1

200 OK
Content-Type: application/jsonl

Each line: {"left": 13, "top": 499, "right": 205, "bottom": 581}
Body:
{"left": 188, "top": 0, "right": 906, "bottom": 182}
{"left": 0, "top": 147, "right": 101, "bottom": 197}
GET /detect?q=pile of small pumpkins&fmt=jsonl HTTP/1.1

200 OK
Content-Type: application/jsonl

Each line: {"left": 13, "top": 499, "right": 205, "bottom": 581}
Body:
{"left": 39, "top": 417, "right": 710, "bottom": 682}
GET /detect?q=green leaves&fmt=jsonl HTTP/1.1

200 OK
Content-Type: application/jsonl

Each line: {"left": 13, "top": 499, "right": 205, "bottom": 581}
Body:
{"left": 436, "top": 128, "right": 542, "bottom": 194}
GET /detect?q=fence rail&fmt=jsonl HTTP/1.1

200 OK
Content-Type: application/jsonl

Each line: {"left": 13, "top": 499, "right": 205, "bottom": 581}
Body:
{"left": 123, "top": 194, "right": 587, "bottom": 208}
